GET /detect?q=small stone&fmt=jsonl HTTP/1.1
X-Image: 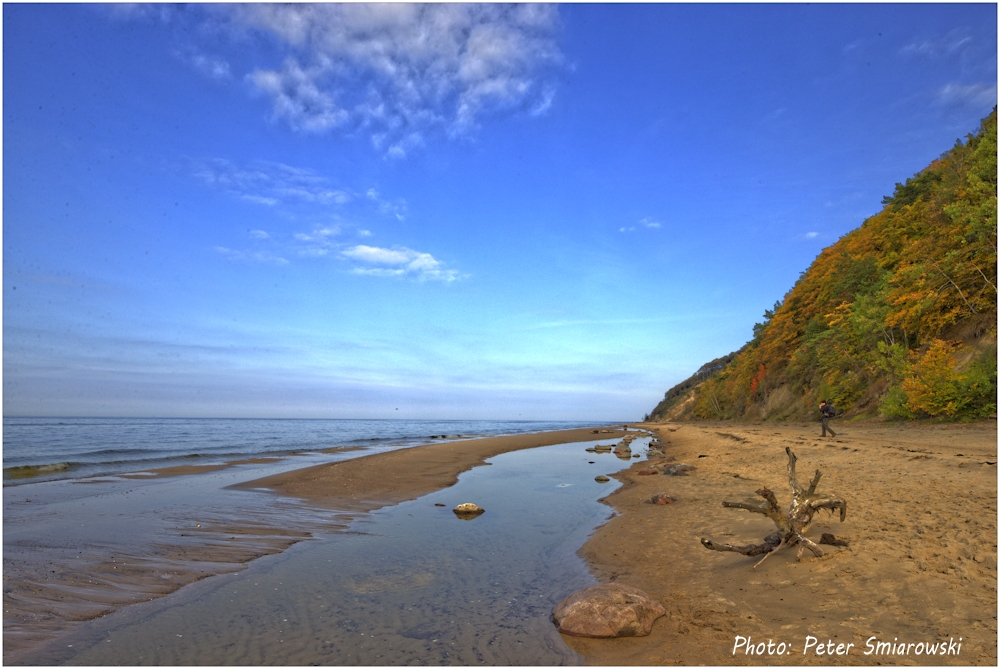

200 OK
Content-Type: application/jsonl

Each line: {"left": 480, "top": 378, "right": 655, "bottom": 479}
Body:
{"left": 819, "top": 533, "right": 849, "bottom": 547}
{"left": 453, "top": 503, "right": 485, "bottom": 517}
{"left": 595, "top": 475, "right": 610, "bottom": 483}
{"left": 647, "top": 494, "right": 675, "bottom": 505}
{"left": 637, "top": 468, "right": 658, "bottom": 476}
{"left": 552, "top": 583, "right": 666, "bottom": 638}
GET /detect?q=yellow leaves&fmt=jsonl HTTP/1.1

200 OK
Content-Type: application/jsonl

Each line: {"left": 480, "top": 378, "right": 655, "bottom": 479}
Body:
{"left": 824, "top": 302, "right": 852, "bottom": 328}
{"left": 900, "top": 339, "right": 963, "bottom": 417}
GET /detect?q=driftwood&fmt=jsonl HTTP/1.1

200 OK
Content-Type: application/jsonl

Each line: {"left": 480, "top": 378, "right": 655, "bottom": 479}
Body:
{"left": 701, "top": 447, "right": 846, "bottom": 567}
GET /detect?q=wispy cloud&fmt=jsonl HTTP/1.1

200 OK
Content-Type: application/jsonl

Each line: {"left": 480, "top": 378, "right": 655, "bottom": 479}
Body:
{"left": 291, "top": 225, "right": 342, "bottom": 257}
{"left": 214, "top": 246, "right": 289, "bottom": 266}
{"left": 621, "top": 217, "right": 662, "bottom": 232}
{"left": 366, "top": 188, "right": 408, "bottom": 221}
{"left": 220, "top": 4, "right": 562, "bottom": 156}
{"left": 936, "top": 82, "right": 997, "bottom": 109}
{"left": 193, "top": 158, "right": 351, "bottom": 207}
{"left": 175, "top": 47, "right": 231, "bottom": 80}
{"left": 900, "top": 29, "right": 973, "bottom": 58}
{"left": 341, "top": 245, "right": 461, "bottom": 282}
{"left": 803, "top": 231, "right": 819, "bottom": 239}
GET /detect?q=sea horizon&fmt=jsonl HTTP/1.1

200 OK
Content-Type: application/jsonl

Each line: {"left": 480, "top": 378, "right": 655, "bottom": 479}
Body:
{"left": 2, "top": 416, "right": 623, "bottom": 486}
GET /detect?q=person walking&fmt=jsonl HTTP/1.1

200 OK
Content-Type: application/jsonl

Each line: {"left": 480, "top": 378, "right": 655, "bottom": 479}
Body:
{"left": 819, "top": 400, "right": 837, "bottom": 437}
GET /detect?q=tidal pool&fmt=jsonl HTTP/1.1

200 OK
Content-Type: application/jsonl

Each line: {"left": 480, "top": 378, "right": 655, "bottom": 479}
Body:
{"left": 24, "top": 437, "right": 649, "bottom": 665}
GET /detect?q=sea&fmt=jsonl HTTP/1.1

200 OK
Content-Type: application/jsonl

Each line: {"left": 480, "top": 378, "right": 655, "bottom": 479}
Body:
{"left": 2, "top": 417, "right": 605, "bottom": 485}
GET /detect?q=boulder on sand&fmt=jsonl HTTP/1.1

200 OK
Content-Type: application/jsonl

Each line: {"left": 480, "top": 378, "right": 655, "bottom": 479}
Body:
{"left": 552, "top": 583, "right": 665, "bottom": 638}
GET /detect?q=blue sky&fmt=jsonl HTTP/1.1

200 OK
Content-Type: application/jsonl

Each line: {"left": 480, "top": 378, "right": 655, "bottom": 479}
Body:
{"left": 3, "top": 3, "right": 996, "bottom": 420}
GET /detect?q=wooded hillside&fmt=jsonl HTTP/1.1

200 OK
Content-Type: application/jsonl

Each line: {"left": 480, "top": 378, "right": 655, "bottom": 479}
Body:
{"left": 650, "top": 109, "right": 997, "bottom": 422}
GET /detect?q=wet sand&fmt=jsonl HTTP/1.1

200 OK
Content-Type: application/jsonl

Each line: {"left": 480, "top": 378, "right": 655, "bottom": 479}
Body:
{"left": 566, "top": 421, "right": 997, "bottom": 666}
{"left": 236, "top": 426, "right": 627, "bottom": 513}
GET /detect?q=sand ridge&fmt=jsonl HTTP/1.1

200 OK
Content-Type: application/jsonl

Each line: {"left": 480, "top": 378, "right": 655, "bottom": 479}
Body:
{"left": 565, "top": 421, "right": 997, "bottom": 666}
{"left": 237, "top": 427, "right": 627, "bottom": 513}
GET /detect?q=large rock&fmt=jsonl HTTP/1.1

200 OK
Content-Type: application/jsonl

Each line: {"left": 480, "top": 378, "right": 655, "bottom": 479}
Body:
{"left": 552, "top": 583, "right": 665, "bottom": 638}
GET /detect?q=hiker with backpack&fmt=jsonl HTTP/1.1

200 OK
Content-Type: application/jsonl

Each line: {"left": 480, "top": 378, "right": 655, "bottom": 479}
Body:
{"left": 819, "top": 400, "right": 837, "bottom": 437}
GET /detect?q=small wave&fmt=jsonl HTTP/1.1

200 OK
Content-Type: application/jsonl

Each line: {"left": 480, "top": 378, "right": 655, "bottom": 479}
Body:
{"left": 4, "top": 462, "right": 74, "bottom": 479}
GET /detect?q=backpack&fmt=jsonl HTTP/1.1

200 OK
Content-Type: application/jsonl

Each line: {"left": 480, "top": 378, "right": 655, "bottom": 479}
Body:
{"left": 825, "top": 404, "right": 837, "bottom": 417}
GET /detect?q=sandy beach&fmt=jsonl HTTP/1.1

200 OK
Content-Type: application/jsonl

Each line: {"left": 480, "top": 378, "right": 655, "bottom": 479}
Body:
{"left": 6, "top": 421, "right": 995, "bottom": 665}
{"left": 568, "top": 420, "right": 997, "bottom": 666}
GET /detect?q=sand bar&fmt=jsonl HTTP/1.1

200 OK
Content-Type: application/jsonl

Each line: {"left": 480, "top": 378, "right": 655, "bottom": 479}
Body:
{"left": 237, "top": 426, "right": 626, "bottom": 512}
{"left": 565, "top": 420, "right": 997, "bottom": 666}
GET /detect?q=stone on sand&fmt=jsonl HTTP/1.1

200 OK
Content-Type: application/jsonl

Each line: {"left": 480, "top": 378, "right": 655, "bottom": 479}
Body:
{"left": 552, "top": 583, "right": 666, "bottom": 638}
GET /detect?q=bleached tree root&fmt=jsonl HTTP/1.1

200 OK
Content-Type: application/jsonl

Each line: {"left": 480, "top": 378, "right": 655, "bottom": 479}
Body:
{"left": 701, "top": 448, "right": 847, "bottom": 566}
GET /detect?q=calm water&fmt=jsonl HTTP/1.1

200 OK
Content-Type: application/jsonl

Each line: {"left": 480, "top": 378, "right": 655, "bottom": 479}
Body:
{"left": 20, "top": 438, "right": 650, "bottom": 666}
{"left": 3, "top": 418, "right": 603, "bottom": 484}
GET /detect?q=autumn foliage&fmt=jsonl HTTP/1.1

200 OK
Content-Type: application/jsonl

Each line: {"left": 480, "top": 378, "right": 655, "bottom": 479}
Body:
{"left": 651, "top": 109, "right": 997, "bottom": 422}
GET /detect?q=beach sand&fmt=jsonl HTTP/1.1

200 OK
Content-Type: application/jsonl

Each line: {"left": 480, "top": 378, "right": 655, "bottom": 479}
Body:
{"left": 235, "top": 426, "right": 627, "bottom": 512}
{"left": 7, "top": 421, "right": 995, "bottom": 665}
{"left": 565, "top": 420, "right": 997, "bottom": 666}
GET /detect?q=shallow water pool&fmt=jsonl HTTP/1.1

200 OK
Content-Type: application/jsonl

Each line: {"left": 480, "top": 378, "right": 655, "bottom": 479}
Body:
{"left": 26, "top": 438, "right": 649, "bottom": 665}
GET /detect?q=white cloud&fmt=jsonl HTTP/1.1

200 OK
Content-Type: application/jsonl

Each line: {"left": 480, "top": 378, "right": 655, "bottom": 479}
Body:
{"left": 222, "top": 4, "right": 561, "bottom": 154}
{"left": 936, "top": 82, "right": 997, "bottom": 109}
{"left": 804, "top": 231, "right": 819, "bottom": 239}
{"left": 247, "top": 59, "right": 351, "bottom": 133}
{"left": 193, "top": 158, "right": 352, "bottom": 207}
{"left": 621, "top": 217, "right": 661, "bottom": 233}
{"left": 249, "top": 229, "right": 270, "bottom": 239}
{"left": 342, "top": 245, "right": 461, "bottom": 282}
